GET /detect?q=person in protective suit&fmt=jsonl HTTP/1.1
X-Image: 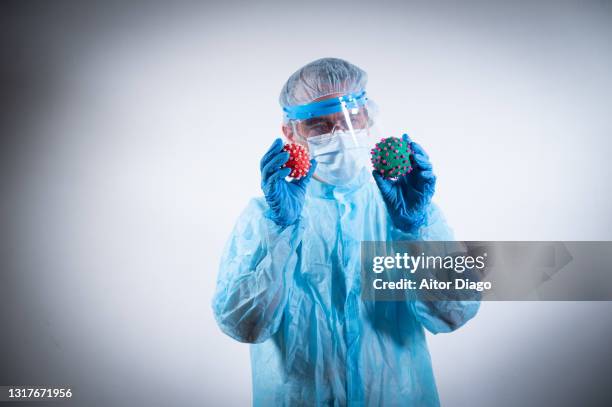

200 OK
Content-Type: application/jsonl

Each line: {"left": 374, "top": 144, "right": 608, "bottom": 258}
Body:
{"left": 213, "top": 57, "right": 479, "bottom": 406}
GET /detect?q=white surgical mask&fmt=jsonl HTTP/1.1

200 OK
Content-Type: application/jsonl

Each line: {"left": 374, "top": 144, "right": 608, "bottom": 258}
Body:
{"left": 307, "top": 130, "right": 371, "bottom": 186}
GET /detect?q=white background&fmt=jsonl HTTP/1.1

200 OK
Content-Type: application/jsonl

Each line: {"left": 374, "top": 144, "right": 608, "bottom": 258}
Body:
{"left": 3, "top": 1, "right": 612, "bottom": 405}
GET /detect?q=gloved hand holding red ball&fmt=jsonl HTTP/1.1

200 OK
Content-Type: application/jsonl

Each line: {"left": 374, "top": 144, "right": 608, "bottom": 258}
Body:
{"left": 259, "top": 139, "right": 316, "bottom": 227}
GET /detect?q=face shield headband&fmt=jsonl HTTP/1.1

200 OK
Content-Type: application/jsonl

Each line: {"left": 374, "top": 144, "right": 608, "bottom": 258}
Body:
{"left": 282, "top": 91, "right": 368, "bottom": 121}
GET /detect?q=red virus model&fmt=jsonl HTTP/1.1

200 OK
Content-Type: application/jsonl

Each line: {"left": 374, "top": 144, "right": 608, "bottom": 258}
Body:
{"left": 282, "top": 143, "right": 311, "bottom": 179}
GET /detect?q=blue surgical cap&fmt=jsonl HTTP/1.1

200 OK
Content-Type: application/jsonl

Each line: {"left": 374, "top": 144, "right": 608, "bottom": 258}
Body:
{"left": 279, "top": 58, "right": 368, "bottom": 108}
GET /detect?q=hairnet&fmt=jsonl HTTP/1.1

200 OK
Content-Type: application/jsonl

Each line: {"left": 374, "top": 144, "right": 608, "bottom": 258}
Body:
{"left": 279, "top": 57, "right": 368, "bottom": 108}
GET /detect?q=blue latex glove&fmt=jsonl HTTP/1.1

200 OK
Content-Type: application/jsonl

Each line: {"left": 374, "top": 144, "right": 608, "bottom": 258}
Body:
{"left": 373, "top": 134, "right": 436, "bottom": 233}
{"left": 260, "top": 138, "right": 317, "bottom": 227}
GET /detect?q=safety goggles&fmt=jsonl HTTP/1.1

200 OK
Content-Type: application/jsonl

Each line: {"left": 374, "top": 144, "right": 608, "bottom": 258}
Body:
{"left": 283, "top": 91, "right": 374, "bottom": 141}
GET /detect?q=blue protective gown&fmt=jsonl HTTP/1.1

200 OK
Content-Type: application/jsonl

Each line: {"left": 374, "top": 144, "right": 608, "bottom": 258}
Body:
{"left": 213, "top": 170, "right": 479, "bottom": 406}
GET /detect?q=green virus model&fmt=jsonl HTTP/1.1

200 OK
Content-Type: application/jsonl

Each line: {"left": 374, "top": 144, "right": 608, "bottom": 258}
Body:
{"left": 370, "top": 136, "right": 413, "bottom": 178}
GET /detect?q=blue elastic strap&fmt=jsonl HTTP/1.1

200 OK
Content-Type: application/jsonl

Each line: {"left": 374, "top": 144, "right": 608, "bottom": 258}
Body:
{"left": 282, "top": 91, "right": 368, "bottom": 121}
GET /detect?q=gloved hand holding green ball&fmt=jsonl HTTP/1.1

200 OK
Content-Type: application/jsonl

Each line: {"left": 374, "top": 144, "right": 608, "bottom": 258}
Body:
{"left": 372, "top": 133, "right": 437, "bottom": 232}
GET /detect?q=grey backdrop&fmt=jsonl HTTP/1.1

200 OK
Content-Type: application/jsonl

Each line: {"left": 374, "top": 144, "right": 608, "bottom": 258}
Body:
{"left": 1, "top": 0, "right": 612, "bottom": 406}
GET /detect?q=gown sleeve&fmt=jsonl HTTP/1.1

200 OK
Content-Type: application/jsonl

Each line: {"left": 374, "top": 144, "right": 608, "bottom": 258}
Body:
{"left": 390, "top": 202, "right": 481, "bottom": 334}
{"left": 212, "top": 198, "right": 304, "bottom": 343}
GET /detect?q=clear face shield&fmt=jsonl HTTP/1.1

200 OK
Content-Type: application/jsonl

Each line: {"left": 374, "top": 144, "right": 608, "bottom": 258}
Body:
{"left": 283, "top": 91, "right": 378, "bottom": 186}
